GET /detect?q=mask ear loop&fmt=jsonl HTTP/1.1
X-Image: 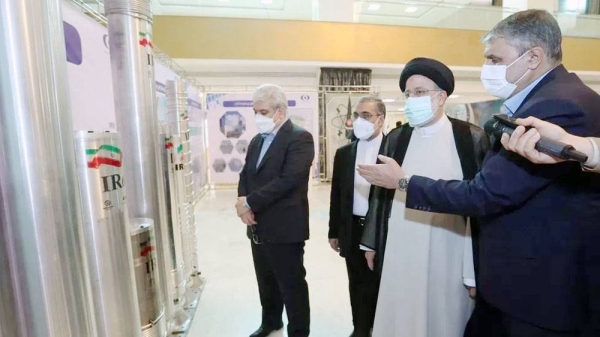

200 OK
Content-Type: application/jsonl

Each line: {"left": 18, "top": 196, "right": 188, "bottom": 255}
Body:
{"left": 272, "top": 108, "right": 281, "bottom": 124}
{"left": 512, "top": 68, "right": 531, "bottom": 86}
{"left": 507, "top": 50, "right": 532, "bottom": 85}
{"left": 431, "top": 91, "right": 444, "bottom": 114}
{"left": 507, "top": 50, "right": 531, "bottom": 68}
{"left": 374, "top": 114, "right": 383, "bottom": 131}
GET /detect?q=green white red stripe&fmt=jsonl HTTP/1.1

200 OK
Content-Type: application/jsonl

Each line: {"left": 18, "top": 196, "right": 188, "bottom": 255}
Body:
{"left": 86, "top": 145, "right": 122, "bottom": 169}
{"left": 165, "top": 137, "right": 173, "bottom": 149}
{"left": 139, "top": 32, "right": 154, "bottom": 49}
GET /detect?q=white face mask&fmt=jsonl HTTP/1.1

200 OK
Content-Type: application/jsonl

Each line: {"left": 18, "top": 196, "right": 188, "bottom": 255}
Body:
{"left": 254, "top": 110, "right": 278, "bottom": 134}
{"left": 353, "top": 116, "right": 378, "bottom": 140}
{"left": 404, "top": 92, "right": 440, "bottom": 127}
{"left": 480, "top": 51, "right": 531, "bottom": 99}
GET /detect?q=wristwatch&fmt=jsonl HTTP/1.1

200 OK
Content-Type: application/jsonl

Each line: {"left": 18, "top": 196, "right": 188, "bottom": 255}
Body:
{"left": 398, "top": 175, "right": 411, "bottom": 192}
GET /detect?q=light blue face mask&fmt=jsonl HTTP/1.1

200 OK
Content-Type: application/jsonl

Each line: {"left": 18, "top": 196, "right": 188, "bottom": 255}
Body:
{"left": 404, "top": 92, "right": 441, "bottom": 127}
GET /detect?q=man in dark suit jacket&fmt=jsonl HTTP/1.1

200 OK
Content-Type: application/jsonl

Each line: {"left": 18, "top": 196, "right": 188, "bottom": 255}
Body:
{"left": 236, "top": 84, "right": 315, "bottom": 337}
{"left": 358, "top": 10, "right": 600, "bottom": 336}
{"left": 328, "top": 95, "right": 387, "bottom": 337}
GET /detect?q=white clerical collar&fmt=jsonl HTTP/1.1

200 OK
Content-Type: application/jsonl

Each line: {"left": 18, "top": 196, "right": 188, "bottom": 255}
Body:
{"left": 414, "top": 114, "right": 449, "bottom": 137}
{"left": 358, "top": 131, "right": 384, "bottom": 145}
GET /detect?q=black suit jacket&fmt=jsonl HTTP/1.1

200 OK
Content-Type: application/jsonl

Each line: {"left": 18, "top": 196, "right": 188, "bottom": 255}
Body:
{"left": 328, "top": 135, "right": 386, "bottom": 257}
{"left": 238, "top": 119, "right": 315, "bottom": 243}
{"left": 361, "top": 117, "right": 489, "bottom": 275}
{"left": 405, "top": 65, "right": 600, "bottom": 331}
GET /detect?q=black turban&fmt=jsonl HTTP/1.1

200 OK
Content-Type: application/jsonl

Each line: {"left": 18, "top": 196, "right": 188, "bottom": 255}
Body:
{"left": 399, "top": 58, "right": 455, "bottom": 96}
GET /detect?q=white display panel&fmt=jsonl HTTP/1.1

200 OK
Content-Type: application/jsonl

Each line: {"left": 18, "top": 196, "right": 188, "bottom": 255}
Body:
{"left": 63, "top": 2, "right": 116, "bottom": 132}
{"left": 205, "top": 92, "right": 318, "bottom": 185}
{"left": 323, "top": 93, "right": 363, "bottom": 181}
{"left": 62, "top": 2, "right": 208, "bottom": 195}
{"left": 187, "top": 86, "right": 208, "bottom": 192}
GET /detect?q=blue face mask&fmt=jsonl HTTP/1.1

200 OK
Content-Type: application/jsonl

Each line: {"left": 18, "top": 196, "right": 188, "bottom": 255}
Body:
{"left": 404, "top": 92, "right": 440, "bottom": 127}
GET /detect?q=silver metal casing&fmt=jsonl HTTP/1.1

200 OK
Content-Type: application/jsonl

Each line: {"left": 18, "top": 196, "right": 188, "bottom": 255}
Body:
{"left": 0, "top": 0, "right": 97, "bottom": 335}
{"left": 105, "top": 0, "right": 174, "bottom": 334}
{"left": 74, "top": 131, "right": 142, "bottom": 337}
{"left": 130, "top": 218, "right": 166, "bottom": 337}
{"left": 160, "top": 127, "right": 191, "bottom": 332}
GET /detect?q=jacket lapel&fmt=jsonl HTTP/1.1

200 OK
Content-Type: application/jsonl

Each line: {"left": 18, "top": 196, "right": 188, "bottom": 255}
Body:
{"left": 392, "top": 125, "right": 414, "bottom": 166}
{"left": 256, "top": 119, "right": 293, "bottom": 172}
{"left": 514, "top": 65, "right": 566, "bottom": 117}
{"left": 248, "top": 135, "right": 263, "bottom": 172}
{"left": 347, "top": 141, "right": 358, "bottom": 201}
{"left": 449, "top": 118, "right": 478, "bottom": 180}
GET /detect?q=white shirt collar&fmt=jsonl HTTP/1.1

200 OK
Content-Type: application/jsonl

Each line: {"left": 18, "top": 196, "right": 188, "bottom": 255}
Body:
{"left": 503, "top": 66, "right": 556, "bottom": 116}
{"left": 358, "top": 131, "right": 384, "bottom": 146}
{"left": 414, "top": 114, "right": 449, "bottom": 137}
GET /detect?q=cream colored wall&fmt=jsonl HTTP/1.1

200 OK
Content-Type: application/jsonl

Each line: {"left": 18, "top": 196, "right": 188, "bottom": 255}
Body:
{"left": 154, "top": 16, "right": 600, "bottom": 71}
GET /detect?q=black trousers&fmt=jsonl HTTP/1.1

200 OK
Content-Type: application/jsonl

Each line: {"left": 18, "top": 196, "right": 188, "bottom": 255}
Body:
{"left": 344, "top": 217, "right": 379, "bottom": 337}
{"left": 251, "top": 241, "right": 310, "bottom": 337}
{"left": 464, "top": 295, "right": 581, "bottom": 337}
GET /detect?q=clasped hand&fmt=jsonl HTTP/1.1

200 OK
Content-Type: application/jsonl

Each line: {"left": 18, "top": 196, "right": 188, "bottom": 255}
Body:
{"left": 235, "top": 197, "right": 257, "bottom": 226}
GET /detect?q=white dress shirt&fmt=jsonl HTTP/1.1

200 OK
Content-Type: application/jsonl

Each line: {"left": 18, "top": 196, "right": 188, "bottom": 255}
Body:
{"left": 353, "top": 132, "right": 384, "bottom": 216}
{"left": 503, "top": 66, "right": 556, "bottom": 116}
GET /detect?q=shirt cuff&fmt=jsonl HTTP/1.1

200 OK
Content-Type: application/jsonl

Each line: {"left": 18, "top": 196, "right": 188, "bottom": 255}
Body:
{"left": 583, "top": 137, "right": 600, "bottom": 171}
{"left": 463, "top": 278, "right": 476, "bottom": 288}
{"left": 360, "top": 244, "right": 374, "bottom": 252}
{"left": 244, "top": 200, "right": 252, "bottom": 210}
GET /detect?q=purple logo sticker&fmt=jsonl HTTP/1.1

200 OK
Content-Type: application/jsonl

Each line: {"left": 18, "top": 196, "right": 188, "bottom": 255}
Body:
{"left": 63, "top": 21, "right": 82, "bottom": 65}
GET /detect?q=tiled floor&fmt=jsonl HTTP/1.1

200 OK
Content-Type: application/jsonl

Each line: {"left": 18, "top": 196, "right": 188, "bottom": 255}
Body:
{"left": 188, "top": 182, "right": 352, "bottom": 337}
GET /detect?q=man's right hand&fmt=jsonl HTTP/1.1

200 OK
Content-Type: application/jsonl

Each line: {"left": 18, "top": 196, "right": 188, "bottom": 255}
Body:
{"left": 329, "top": 238, "right": 340, "bottom": 252}
{"left": 240, "top": 211, "right": 257, "bottom": 226}
{"left": 235, "top": 197, "right": 250, "bottom": 217}
{"left": 365, "top": 251, "right": 376, "bottom": 271}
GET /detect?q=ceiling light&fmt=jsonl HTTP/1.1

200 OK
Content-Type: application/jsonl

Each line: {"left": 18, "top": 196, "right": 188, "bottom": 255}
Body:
{"left": 405, "top": 6, "right": 418, "bottom": 13}
{"left": 368, "top": 4, "right": 381, "bottom": 11}
{"left": 218, "top": 0, "right": 229, "bottom": 2}
{"left": 398, "top": 107, "right": 405, "bottom": 111}
{"left": 261, "top": 0, "right": 273, "bottom": 4}
{"left": 383, "top": 99, "right": 395, "bottom": 103}
{"left": 449, "top": 95, "right": 461, "bottom": 99}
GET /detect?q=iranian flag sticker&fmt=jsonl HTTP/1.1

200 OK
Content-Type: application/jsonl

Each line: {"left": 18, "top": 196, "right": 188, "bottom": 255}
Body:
{"left": 86, "top": 145, "right": 122, "bottom": 169}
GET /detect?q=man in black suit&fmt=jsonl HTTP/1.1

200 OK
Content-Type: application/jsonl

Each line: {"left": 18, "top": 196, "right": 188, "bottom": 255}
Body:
{"left": 236, "top": 84, "right": 314, "bottom": 337}
{"left": 358, "top": 10, "right": 600, "bottom": 336}
{"left": 328, "top": 95, "right": 386, "bottom": 337}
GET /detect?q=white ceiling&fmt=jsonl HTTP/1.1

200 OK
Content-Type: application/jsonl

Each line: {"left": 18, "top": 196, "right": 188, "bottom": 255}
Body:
{"left": 152, "top": 0, "right": 312, "bottom": 19}
{"left": 152, "top": 0, "right": 496, "bottom": 21}
{"left": 151, "top": 0, "right": 600, "bottom": 39}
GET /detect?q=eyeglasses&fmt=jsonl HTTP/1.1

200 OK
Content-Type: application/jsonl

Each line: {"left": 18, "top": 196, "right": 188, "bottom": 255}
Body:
{"left": 403, "top": 89, "right": 441, "bottom": 99}
{"left": 250, "top": 225, "right": 262, "bottom": 245}
{"left": 352, "top": 112, "right": 382, "bottom": 121}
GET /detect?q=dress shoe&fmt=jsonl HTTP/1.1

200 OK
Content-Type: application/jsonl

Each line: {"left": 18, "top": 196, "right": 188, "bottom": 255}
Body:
{"left": 249, "top": 324, "right": 284, "bottom": 337}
